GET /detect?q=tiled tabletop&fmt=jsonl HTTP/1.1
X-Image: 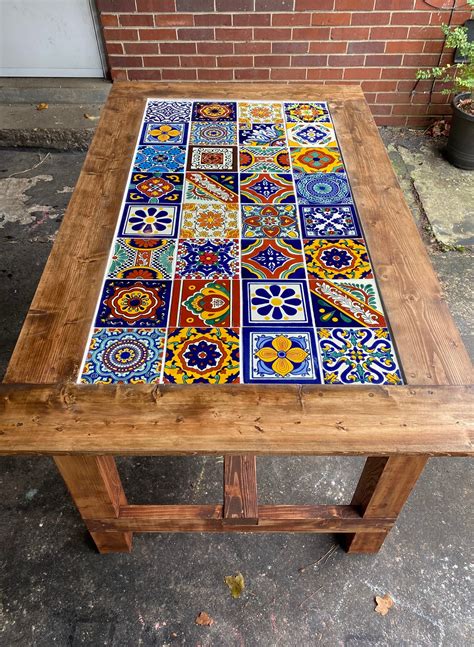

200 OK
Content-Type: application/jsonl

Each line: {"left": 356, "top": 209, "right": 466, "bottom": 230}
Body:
{"left": 79, "top": 99, "right": 403, "bottom": 386}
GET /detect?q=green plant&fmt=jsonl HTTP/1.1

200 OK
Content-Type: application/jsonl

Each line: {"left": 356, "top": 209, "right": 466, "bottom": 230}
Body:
{"left": 416, "top": 0, "right": 474, "bottom": 111}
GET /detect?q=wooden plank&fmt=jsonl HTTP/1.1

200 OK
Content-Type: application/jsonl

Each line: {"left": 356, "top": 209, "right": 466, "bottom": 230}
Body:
{"left": 0, "top": 383, "right": 472, "bottom": 456}
{"left": 223, "top": 455, "right": 258, "bottom": 524}
{"left": 345, "top": 456, "right": 428, "bottom": 553}
{"left": 54, "top": 455, "right": 132, "bottom": 553}
{"left": 85, "top": 504, "right": 394, "bottom": 533}
{"left": 330, "top": 98, "right": 472, "bottom": 387}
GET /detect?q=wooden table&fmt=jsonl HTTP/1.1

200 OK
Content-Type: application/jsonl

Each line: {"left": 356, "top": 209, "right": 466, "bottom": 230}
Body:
{"left": 1, "top": 83, "right": 472, "bottom": 555}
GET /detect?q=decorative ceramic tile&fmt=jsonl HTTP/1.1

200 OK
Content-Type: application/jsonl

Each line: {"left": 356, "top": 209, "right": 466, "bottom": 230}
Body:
{"left": 290, "top": 147, "right": 344, "bottom": 174}
{"left": 133, "top": 145, "right": 186, "bottom": 174}
{"left": 309, "top": 279, "right": 386, "bottom": 328}
{"left": 106, "top": 238, "right": 176, "bottom": 280}
{"left": 95, "top": 280, "right": 172, "bottom": 327}
{"left": 189, "top": 121, "right": 237, "bottom": 145}
{"left": 184, "top": 172, "right": 238, "bottom": 204}
{"left": 299, "top": 205, "right": 361, "bottom": 239}
{"left": 239, "top": 123, "right": 286, "bottom": 147}
{"left": 241, "top": 239, "right": 305, "bottom": 279}
{"left": 239, "top": 102, "right": 283, "bottom": 123}
{"left": 145, "top": 100, "right": 192, "bottom": 123}
{"left": 295, "top": 173, "right": 351, "bottom": 205}
{"left": 119, "top": 204, "right": 180, "bottom": 238}
{"left": 304, "top": 239, "right": 374, "bottom": 280}
{"left": 163, "top": 327, "right": 240, "bottom": 383}
{"left": 240, "top": 147, "right": 291, "bottom": 173}
{"left": 241, "top": 204, "right": 299, "bottom": 239}
{"left": 192, "top": 101, "right": 237, "bottom": 121}
{"left": 286, "top": 122, "right": 337, "bottom": 148}
{"left": 80, "top": 98, "right": 403, "bottom": 386}
{"left": 175, "top": 238, "right": 239, "bottom": 279}
{"left": 187, "top": 146, "right": 237, "bottom": 172}
{"left": 284, "top": 102, "right": 330, "bottom": 124}
{"left": 169, "top": 279, "right": 240, "bottom": 327}
{"left": 317, "top": 328, "right": 402, "bottom": 385}
{"left": 81, "top": 327, "right": 165, "bottom": 383}
{"left": 243, "top": 328, "right": 321, "bottom": 383}
{"left": 240, "top": 173, "right": 295, "bottom": 204}
{"left": 180, "top": 203, "right": 239, "bottom": 238}
{"left": 127, "top": 172, "right": 183, "bottom": 204}
{"left": 242, "top": 280, "right": 312, "bottom": 326}
{"left": 141, "top": 122, "right": 188, "bottom": 145}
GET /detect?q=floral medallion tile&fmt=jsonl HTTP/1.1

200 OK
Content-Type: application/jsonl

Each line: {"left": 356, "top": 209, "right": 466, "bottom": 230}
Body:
{"left": 286, "top": 122, "right": 337, "bottom": 148}
{"left": 169, "top": 279, "right": 240, "bottom": 327}
{"left": 192, "top": 101, "right": 237, "bottom": 121}
{"left": 284, "top": 102, "right": 331, "bottom": 124}
{"left": 127, "top": 172, "right": 183, "bottom": 204}
{"left": 242, "top": 280, "right": 312, "bottom": 326}
{"left": 243, "top": 328, "right": 321, "bottom": 383}
{"left": 238, "top": 102, "right": 283, "bottom": 124}
{"left": 240, "top": 173, "right": 295, "bottom": 204}
{"left": 309, "top": 279, "right": 386, "bottom": 328}
{"left": 187, "top": 146, "right": 237, "bottom": 172}
{"left": 133, "top": 145, "right": 186, "bottom": 174}
{"left": 189, "top": 121, "right": 237, "bottom": 145}
{"left": 106, "top": 238, "right": 176, "bottom": 280}
{"left": 95, "top": 280, "right": 172, "bottom": 327}
{"left": 241, "top": 205, "right": 299, "bottom": 239}
{"left": 119, "top": 204, "right": 180, "bottom": 239}
{"left": 304, "top": 238, "right": 373, "bottom": 280}
{"left": 299, "top": 205, "right": 361, "bottom": 239}
{"left": 239, "top": 123, "right": 286, "bottom": 147}
{"left": 317, "top": 328, "right": 403, "bottom": 385}
{"left": 241, "top": 238, "right": 305, "bottom": 279}
{"left": 290, "top": 147, "right": 344, "bottom": 174}
{"left": 141, "top": 122, "right": 188, "bottom": 145}
{"left": 239, "top": 146, "right": 291, "bottom": 173}
{"left": 175, "top": 238, "right": 239, "bottom": 279}
{"left": 80, "top": 327, "right": 165, "bottom": 384}
{"left": 184, "top": 172, "right": 238, "bottom": 204}
{"left": 295, "top": 172, "right": 351, "bottom": 205}
{"left": 145, "top": 100, "right": 192, "bottom": 123}
{"left": 180, "top": 203, "right": 239, "bottom": 238}
{"left": 163, "top": 327, "right": 240, "bottom": 383}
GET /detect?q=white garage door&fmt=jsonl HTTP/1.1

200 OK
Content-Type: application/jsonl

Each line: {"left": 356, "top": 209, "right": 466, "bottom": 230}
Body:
{"left": 0, "top": 0, "right": 105, "bottom": 77}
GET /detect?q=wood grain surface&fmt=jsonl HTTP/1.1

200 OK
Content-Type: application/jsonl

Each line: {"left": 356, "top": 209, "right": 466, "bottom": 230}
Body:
{"left": 0, "top": 383, "right": 471, "bottom": 456}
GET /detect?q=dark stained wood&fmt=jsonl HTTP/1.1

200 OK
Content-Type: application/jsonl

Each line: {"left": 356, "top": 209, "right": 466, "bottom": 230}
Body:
{"left": 85, "top": 504, "right": 393, "bottom": 533}
{"left": 345, "top": 455, "right": 428, "bottom": 553}
{"left": 54, "top": 455, "right": 132, "bottom": 553}
{"left": 223, "top": 455, "right": 258, "bottom": 524}
{"left": 0, "top": 383, "right": 472, "bottom": 456}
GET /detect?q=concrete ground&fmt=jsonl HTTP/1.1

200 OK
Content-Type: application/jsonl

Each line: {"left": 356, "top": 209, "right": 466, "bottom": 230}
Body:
{"left": 0, "top": 120, "right": 472, "bottom": 645}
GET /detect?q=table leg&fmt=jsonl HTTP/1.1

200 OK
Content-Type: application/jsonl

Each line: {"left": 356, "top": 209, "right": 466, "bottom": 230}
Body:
{"left": 54, "top": 455, "right": 132, "bottom": 553}
{"left": 344, "top": 456, "right": 428, "bottom": 554}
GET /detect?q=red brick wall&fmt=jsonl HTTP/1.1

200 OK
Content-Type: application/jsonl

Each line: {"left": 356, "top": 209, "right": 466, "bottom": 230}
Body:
{"left": 96, "top": 0, "right": 471, "bottom": 127}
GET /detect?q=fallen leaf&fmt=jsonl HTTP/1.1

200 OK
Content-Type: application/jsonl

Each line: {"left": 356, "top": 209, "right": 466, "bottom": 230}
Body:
{"left": 36, "top": 103, "right": 48, "bottom": 111}
{"left": 375, "top": 594, "right": 394, "bottom": 616}
{"left": 84, "top": 113, "right": 99, "bottom": 121}
{"left": 195, "top": 612, "right": 214, "bottom": 626}
{"left": 224, "top": 572, "right": 245, "bottom": 599}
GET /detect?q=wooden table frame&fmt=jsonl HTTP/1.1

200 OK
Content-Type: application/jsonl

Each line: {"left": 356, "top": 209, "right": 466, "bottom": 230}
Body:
{"left": 1, "top": 83, "right": 472, "bottom": 555}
